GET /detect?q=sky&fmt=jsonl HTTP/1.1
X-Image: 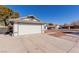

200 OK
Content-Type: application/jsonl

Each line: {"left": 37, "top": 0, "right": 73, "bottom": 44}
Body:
{"left": 5, "top": 5, "right": 79, "bottom": 25}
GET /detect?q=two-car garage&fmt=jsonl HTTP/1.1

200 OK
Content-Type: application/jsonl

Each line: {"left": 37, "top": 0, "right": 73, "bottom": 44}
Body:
{"left": 13, "top": 21, "right": 44, "bottom": 36}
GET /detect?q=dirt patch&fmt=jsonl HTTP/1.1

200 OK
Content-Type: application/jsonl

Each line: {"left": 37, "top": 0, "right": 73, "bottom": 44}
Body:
{"left": 45, "top": 30, "right": 66, "bottom": 37}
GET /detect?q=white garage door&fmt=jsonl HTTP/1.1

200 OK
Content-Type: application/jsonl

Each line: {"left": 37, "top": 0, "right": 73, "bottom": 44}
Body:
{"left": 13, "top": 24, "right": 43, "bottom": 36}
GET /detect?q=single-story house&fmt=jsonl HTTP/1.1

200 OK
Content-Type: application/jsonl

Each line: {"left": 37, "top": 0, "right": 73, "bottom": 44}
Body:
{"left": 61, "top": 24, "right": 79, "bottom": 30}
{"left": 47, "top": 23, "right": 60, "bottom": 30}
{"left": 9, "top": 15, "right": 45, "bottom": 36}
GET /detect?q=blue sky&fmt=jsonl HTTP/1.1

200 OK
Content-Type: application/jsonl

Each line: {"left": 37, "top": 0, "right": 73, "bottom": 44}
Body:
{"left": 5, "top": 5, "right": 79, "bottom": 25}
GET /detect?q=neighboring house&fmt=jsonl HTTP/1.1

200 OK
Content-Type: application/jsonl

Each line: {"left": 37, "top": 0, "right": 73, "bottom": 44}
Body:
{"left": 47, "top": 23, "right": 60, "bottom": 30}
{"left": 9, "top": 15, "right": 45, "bottom": 36}
{"left": 55, "top": 25, "right": 60, "bottom": 29}
{"left": 61, "top": 24, "right": 79, "bottom": 30}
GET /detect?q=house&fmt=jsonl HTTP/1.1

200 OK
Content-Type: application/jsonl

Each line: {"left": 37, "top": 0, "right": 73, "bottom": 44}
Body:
{"left": 47, "top": 23, "right": 60, "bottom": 30}
{"left": 9, "top": 15, "right": 45, "bottom": 36}
{"left": 61, "top": 24, "right": 79, "bottom": 30}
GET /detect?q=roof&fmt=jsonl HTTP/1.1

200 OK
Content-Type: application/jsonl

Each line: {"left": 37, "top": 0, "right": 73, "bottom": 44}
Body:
{"left": 9, "top": 15, "right": 45, "bottom": 25}
{"left": 14, "top": 20, "right": 44, "bottom": 25}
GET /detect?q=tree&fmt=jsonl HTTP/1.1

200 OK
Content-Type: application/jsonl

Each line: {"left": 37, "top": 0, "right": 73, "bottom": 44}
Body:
{"left": 10, "top": 12, "right": 19, "bottom": 19}
{"left": 48, "top": 23, "right": 54, "bottom": 25}
{"left": 71, "top": 20, "right": 79, "bottom": 26}
{"left": 0, "top": 6, "right": 19, "bottom": 26}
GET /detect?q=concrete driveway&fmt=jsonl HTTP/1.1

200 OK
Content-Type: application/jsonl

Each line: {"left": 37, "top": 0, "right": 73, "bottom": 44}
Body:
{"left": 0, "top": 34, "right": 78, "bottom": 53}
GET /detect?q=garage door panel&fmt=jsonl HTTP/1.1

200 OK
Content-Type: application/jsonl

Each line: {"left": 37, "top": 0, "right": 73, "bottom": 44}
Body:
{"left": 18, "top": 24, "right": 42, "bottom": 35}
